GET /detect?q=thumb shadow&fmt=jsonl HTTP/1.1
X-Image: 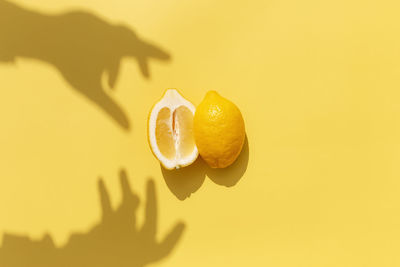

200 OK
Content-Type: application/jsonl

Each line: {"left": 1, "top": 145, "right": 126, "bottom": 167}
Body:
{"left": 0, "top": 0, "right": 171, "bottom": 129}
{"left": 0, "top": 169, "right": 185, "bottom": 267}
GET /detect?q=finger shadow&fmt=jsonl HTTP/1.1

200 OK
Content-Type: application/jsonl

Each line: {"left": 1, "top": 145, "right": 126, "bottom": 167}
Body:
{"left": 161, "top": 136, "right": 249, "bottom": 200}
{"left": 0, "top": 0, "right": 171, "bottom": 130}
{"left": 0, "top": 169, "right": 185, "bottom": 267}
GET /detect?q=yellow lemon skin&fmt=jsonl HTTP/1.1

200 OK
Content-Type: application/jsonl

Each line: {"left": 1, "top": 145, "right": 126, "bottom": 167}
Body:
{"left": 194, "top": 91, "right": 245, "bottom": 168}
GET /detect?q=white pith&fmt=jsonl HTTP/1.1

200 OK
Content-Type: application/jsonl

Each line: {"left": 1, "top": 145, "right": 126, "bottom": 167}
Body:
{"left": 149, "top": 89, "right": 198, "bottom": 169}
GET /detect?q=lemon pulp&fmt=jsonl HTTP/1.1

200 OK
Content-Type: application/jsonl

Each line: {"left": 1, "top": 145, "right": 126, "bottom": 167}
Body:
{"left": 148, "top": 89, "right": 198, "bottom": 169}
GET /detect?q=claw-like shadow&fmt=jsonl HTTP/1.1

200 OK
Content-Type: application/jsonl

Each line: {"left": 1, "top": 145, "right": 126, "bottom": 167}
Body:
{"left": 0, "top": 0, "right": 171, "bottom": 129}
{"left": 162, "top": 136, "right": 249, "bottom": 200}
{"left": 0, "top": 169, "right": 185, "bottom": 267}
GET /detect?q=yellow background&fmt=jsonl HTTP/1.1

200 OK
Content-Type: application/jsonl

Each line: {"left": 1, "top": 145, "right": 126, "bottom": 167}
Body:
{"left": 1, "top": 0, "right": 400, "bottom": 266}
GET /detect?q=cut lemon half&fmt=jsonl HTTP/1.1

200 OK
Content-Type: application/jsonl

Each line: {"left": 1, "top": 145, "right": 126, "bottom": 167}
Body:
{"left": 148, "top": 89, "right": 198, "bottom": 169}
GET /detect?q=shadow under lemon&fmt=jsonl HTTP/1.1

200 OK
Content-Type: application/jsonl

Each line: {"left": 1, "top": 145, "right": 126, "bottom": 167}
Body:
{"left": 0, "top": 169, "right": 185, "bottom": 267}
{"left": 0, "top": 0, "right": 171, "bottom": 130}
{"left": 162, "top": 136, "right": 249, "bottom": 200}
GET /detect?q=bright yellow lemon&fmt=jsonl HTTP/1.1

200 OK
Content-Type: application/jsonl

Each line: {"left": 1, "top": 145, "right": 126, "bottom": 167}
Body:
{"left": 194, "top": 91, "right": 245, "bottom": 168}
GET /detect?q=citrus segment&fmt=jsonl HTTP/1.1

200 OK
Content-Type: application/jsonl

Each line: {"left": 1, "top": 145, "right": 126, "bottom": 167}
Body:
{"left": 175, "top": 106, "right": 196, "bottom": 158}
{"left": 155, "top": 107, "right": 175, "bottom": 160}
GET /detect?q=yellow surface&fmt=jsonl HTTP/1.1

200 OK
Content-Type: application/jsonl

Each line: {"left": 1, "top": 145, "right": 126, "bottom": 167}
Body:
{"left": 1, "top": 0, "right": 400, "bottom": 266}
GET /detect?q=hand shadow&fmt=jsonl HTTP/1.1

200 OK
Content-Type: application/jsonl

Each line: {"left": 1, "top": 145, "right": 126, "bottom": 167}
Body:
{"left": 0, "top": 169, "right": 185, "bottom": 267}
{"left": 0, "top": 0, "right": 171, "bottom": 130}
{"left": 162, "top": 136, "right": 249, "bottom": 200}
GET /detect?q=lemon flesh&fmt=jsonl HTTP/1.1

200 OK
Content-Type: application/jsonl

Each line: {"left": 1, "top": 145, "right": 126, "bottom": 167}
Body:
{"left": 155, "top": 107, "right": 176, "bottom": 159}
{"left": 148, "top": 89, "right": 198, "bottom": 169}
{"left": 194, "top": 91, "right": 245, "bottom": 168}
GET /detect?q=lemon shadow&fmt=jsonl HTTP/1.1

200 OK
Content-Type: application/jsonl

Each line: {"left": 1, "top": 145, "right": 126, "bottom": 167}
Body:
{"left": 161, "top": 136, "right": 249, "bottom": 200}
{"left": 206, "top": 136, "right": 249, "bottom": 187}
{"left": 161, "top": 159, "right": 207, "bottom": 200}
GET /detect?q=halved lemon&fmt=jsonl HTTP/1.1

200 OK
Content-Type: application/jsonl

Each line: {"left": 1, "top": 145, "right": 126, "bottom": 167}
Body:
{"left": 148, "top": 89, "right": 198, "bottom": 169}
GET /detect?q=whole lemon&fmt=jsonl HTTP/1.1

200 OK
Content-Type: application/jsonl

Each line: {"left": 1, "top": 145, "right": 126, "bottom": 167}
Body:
{"left": 194, "top": 91, "right": 245, "bottom": 168}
